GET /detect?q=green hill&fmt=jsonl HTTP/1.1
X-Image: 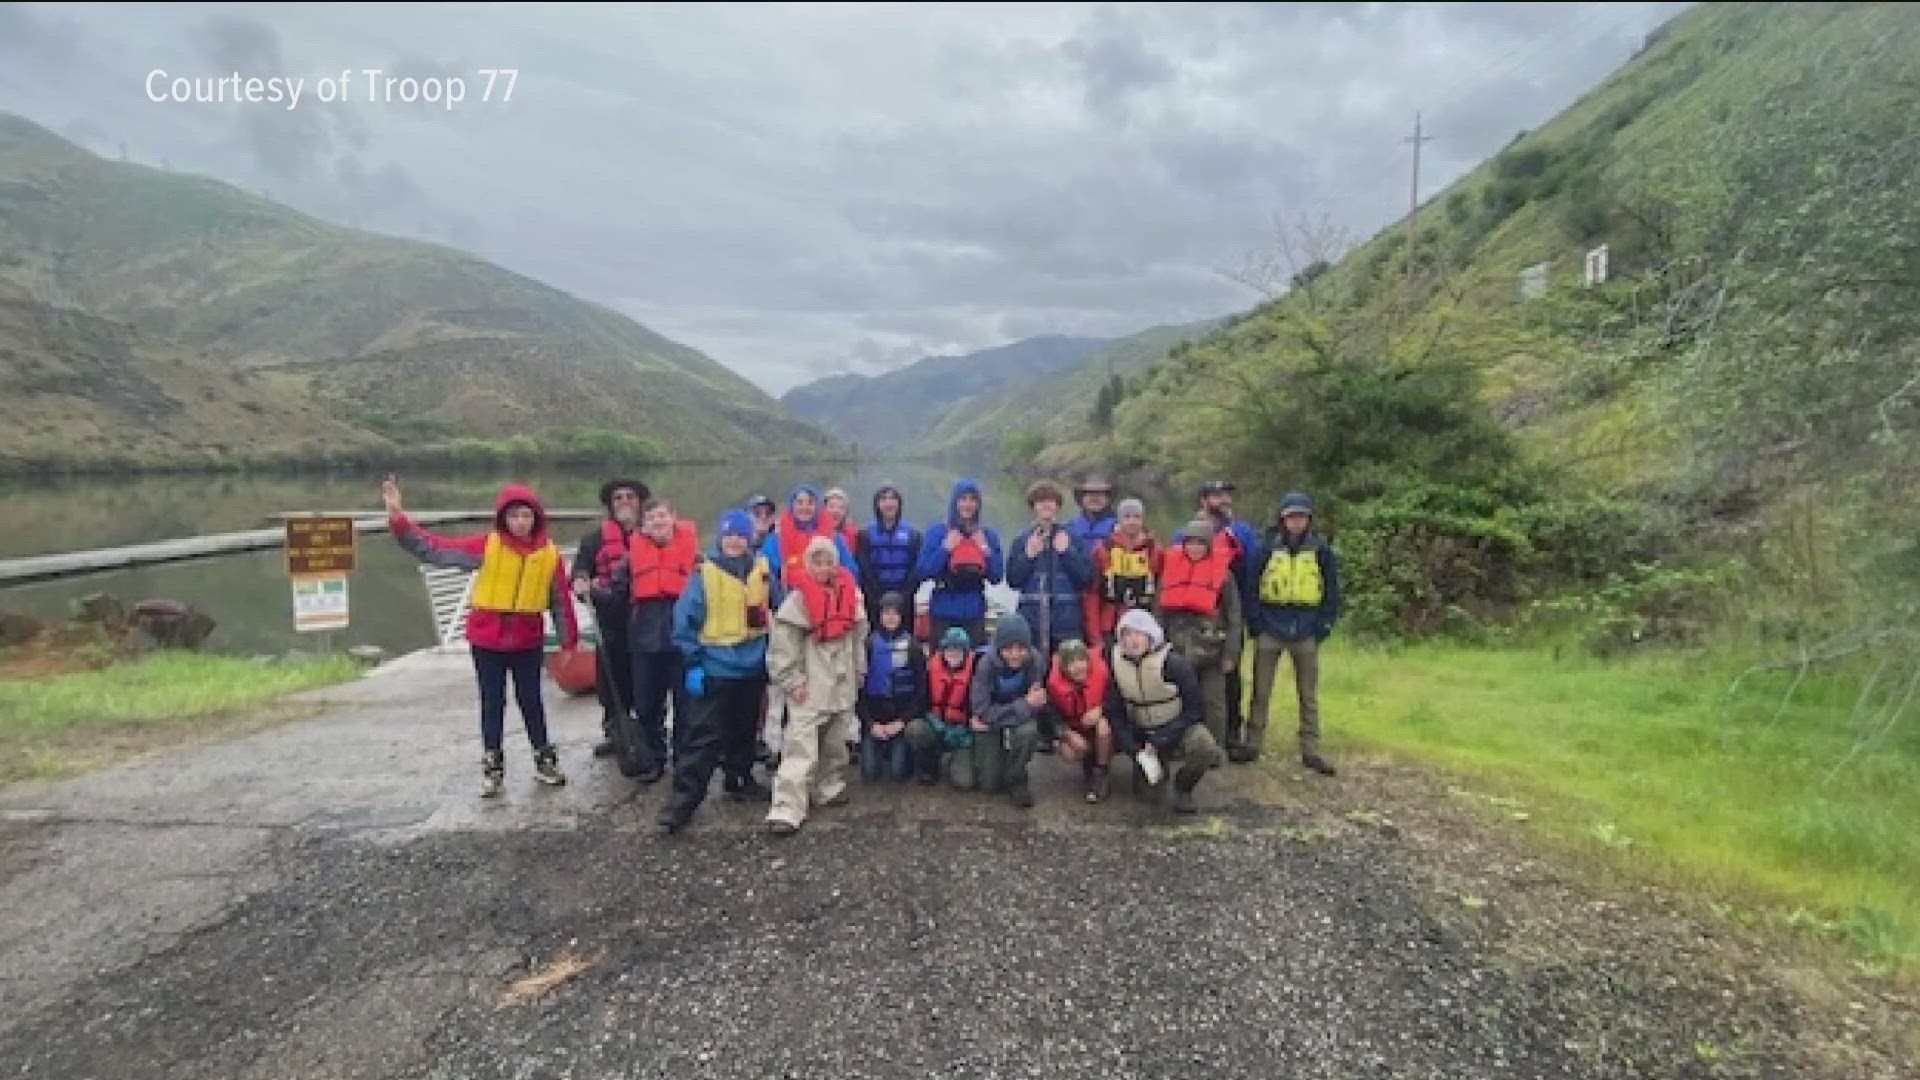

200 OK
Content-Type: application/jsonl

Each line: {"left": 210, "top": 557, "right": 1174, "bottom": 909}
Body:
{"left": 0, "top": 112, "right": 841, "bottom": 471}
{"left": 917, "top": 320, "right": 1221, "bottom": 459}
{"left": 1037, "top": 1, "right": 1920, "bottom": 641}
{"left": 781, "top": 334, "right": 1108, "bottom": 452}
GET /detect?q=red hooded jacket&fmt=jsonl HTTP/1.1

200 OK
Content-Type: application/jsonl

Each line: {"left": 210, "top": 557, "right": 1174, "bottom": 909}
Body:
{"left": 390, "top": 484, "right": 580, "bottom": 653}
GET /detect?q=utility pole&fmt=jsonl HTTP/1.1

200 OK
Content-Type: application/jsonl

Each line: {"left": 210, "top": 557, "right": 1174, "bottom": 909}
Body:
{"left": 1403, "top": 112, "right": 1433, "bottom": 288}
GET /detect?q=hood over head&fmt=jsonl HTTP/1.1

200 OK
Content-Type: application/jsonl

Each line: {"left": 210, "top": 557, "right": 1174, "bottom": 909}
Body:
{"left": 876, "top": 591, "right": 910, "bottom": 627}
{"left": 947, "top": 477, "right": 984, "bottom": 529}
{"left": 492, "top": 484, "right": 548, "bottom": 540}
{"left": 1116, "top": 608, "right": 1165, "bottom": 650}
{"left": 786, "top": 483, "right": 822, "bottom": 523}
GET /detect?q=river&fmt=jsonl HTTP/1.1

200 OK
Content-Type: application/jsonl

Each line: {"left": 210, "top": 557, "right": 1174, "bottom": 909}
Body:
{"left": 0, "top": 463, "right": 1201, "bottom": 656}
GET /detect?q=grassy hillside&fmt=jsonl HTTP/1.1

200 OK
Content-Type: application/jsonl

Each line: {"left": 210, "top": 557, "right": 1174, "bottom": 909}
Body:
{"left": 1039, "top": 1, "right": 1920, "bottom": 641}
{"left": 0, "top": 113, "right": 842, "bottom": 470}
{"left": 918, "top": 320, "right": 1221, "bottom": 459}
{"left": 781, "top": 334, "right": 1107, "bottom": 452}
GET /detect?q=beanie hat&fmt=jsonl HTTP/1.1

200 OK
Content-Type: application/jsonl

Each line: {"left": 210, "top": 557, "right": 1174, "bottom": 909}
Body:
{"left": 877, "top": 591, "right": 909, "bottom": 618}
{"left": 1177, "top": 517, "right": 1216, "bottom": 544}
{"left": 718, "top": 510, "right": 753, "bottom": 540}
{"left": 1278, "top": 491, "right": 1315, "bottom": 517}
{"left": 1116, "top": 609, "right": 1164, "bottom": 650}
{"left": 1117, "top": 498, "right": 1145, "bottom": 519}
{"left": 992, "top": 611, "right": 1033, "bottom": 649}
{"left": 939, "top": 627, "right": 973, "bottom": 652}
{"left": 803, "top": 536, "right": 839, "bottom": 564}
{"left": 1056, "top": 638, "right": 1089, "bottom": 665}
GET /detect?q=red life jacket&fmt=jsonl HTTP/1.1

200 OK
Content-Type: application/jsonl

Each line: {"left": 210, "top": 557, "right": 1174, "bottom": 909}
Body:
{"left": 1045, "top": 651, "right": 1110, "bottom": 729}
{"left": 629, "top": 520, "right": 700, "bottom": 601}
{"left": 593, "top": 519, "right": 629, "bottom": 587}
{"left": 943, "top": 529, "right": 989, "bottom": 592}
{"left": 927, "top": 649, "right": 976, "bottom": 723}
{"left": 776, "top": 511, "right": 832, "bottom": 585}
{"left": 1157, "top": 544, "right": 1233, "bottom": 617}
{"left": 792, "top": 565, "right": 860, "bottom": 642}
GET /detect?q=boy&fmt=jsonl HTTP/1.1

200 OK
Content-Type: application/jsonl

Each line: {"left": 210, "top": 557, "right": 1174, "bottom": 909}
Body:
{"left": 663, "top": 510, "right": 774, "bottom": 834}
{"left": 766, "top": 537, "right": 870, "bottom": 835}
{"left": 858, "top": 592, "right": 926, "bottom": 781}
{"left": 1155, "top": 517, "right": 1244, "bottom": 748}
{"left": 1044, "top": 638, "right": 1113, "bottom": 803}
{"left": 383, "top": 475, "right": 577, "bottom": 797}
{"left": 967, "top": 612, "right": 1046, "bottom": 808}
{"left": 613, "top": 498, "right": 700, "bottom": 782}
{"left": 905, "top": 627, "right": 979, "bottom": 787}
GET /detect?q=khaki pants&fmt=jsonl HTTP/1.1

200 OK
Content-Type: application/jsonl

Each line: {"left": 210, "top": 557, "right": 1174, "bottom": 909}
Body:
{"left": 768, "top": 706, "right": 854, "bottom": 828}
{"left": 1248, "top": 634, "right": 1320, "bottom": 757}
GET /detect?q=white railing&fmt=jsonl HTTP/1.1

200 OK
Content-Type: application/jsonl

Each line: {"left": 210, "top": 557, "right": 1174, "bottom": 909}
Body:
{"left": 419, "top": 554, "right": 598, "bottom": 651}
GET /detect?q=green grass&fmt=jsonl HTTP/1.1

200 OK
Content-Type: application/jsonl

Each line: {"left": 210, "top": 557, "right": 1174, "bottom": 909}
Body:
{"left": 1309, "top": 642, "right": 1920, "bottom": 975}
{"left": 0, "top": 652, "right": 360, "bottom": 783}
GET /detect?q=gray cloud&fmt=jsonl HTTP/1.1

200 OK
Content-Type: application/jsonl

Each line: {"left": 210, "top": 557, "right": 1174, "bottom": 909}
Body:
{"left": 4, "top": 1, "right": 1692, "bottom": 394}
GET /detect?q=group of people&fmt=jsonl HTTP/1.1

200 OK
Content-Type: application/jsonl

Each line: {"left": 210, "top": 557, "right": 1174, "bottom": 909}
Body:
{"left": 382, "top": 471, "right": 1341, "bottom": 836}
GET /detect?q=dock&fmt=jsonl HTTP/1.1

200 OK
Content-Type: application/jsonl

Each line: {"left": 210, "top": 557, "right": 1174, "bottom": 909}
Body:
{"left": 0, "top": 510, "right": 602, "bottom": 587}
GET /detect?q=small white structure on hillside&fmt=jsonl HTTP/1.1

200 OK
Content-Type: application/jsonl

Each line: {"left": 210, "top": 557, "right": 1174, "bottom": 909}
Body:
{"left": 1585, "top": 244, "right": 1610, "bottom": 287}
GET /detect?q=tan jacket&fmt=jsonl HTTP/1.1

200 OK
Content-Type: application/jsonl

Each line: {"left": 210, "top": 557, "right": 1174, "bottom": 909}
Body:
{"left": 767, "top": 586, "right": 870, "bottom": 714}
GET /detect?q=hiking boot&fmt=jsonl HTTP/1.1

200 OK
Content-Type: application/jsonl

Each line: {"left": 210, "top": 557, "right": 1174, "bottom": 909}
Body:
{"left": 767, "top": 819, "right": 799, "bottom": 837}
{"left": 480, "top": 750, "right": 505, "bottom": 798}
{"left": 533, "top": 747, "right": 567, "bottom": 786}
{"left": 1009, "top": 779, "right": 1035, "bottom": 809}
{"left": 1301, "top": 752, "right": 1337, "bottom": 776}
{"left": 1084, "top": 767, "right": 1109, "bottom": 804}
{"left": 725, "top": 775, "right": 770, "bottom": 802}
{"left": 1228, "top": 745, "right": 1259, "bottom": 764}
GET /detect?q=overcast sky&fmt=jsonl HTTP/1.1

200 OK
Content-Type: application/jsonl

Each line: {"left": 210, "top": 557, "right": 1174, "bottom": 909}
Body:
{"left": 1, "top": 1, "right": 1689, "bottom": 395}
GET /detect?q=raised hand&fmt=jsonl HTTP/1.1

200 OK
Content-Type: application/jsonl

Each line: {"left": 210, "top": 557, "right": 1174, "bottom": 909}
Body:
{"left": 381, "top": 474, "right": 403, "bottom": 515}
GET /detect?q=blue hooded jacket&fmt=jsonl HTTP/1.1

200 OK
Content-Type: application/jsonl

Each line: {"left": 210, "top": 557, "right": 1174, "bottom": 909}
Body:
{"left": 672, "top": 532, "right": 772, "bottom": 681}
{"left": 759, "top": 483, "right": 857, "bottom": 606}
{"left": 856, "top": 483, "right": 921, "bottom": 610}
{"left": 913, "top": 478, "right": 1004, "bottom": 623}
{"left": 1006, "top": 515, "right": 1091, "bottom": 647}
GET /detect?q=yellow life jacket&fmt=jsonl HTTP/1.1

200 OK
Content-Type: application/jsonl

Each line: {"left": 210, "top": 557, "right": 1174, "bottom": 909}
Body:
{"left": 471, "top": 533, "right": 559, "bottom": 614}
{"left": 1110, "top": 643, "right": 1182, "bottom": 728}
{"left": 698, "top": 557, "right": 772, "bottom": 646}
{"left": 1103, "top": 541, "right": 1157, "bottom": 606}
{"left": 1259, "top": 545, "right": 1324, "bottom": 607}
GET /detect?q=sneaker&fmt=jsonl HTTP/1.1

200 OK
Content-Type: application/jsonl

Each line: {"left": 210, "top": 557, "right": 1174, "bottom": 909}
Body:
{"left": 592, "top": 739, "right": 617, "bottom": 759}
{"left": 533, "top": 747, "right": 567, "bottom": 786}
{"left": 726, "top": 776, "right": 770, "bottom": 803}
{"left": 1172, "top": 788, "right": 1198, "bottom": 815}
{"left": 1084, "top": 768, "right": 1109, "bottom": 804}
{"left": 1301, "top": 752, "right": 1337, "bottom": 776}
{"left": 480, "top": 750, "right": 505, "bottom": 799}
{"left": 1228, "top": 746, "right": 1259, "bottom": 764}
{"left": 767, "top": 819, "right": 799, "bottom": 837}
{"left": 818, "top": 790, "right": 850, "bottom": 809}
{"left": 1009, "top": 779, "right": 1035, "bottom": 809}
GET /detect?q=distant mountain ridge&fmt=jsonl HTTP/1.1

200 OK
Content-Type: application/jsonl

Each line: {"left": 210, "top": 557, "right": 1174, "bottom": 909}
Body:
{"left": 0, "top": 111, "right": 841, "bottom": 471}
{"left": 781, "top": 334, "right": 1109, "bottom": 452}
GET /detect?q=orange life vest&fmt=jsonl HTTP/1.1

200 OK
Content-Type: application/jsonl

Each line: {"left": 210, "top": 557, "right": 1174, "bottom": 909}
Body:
{"left": 943, "top": 530, "right": 988, "bottom": 591}
{"left": 629, "top": 520, "right": 699, "bottom": 601}
{"left": 927, "top": 649, "right": 977, "bottom": 723}
{"left": 1157, "top": 544, "right": 1233, "bottom": 617}
{"left": 792, "top": 565, "right": 860, "bottom": 642}
{"left": 1045, "top": 651, "right": 1110, "bottom": 729}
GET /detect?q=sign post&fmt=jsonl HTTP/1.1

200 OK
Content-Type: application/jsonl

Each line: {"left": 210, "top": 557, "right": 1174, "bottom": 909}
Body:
{"left": 285, "top": 516, "right": 356, "bottom": 633}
